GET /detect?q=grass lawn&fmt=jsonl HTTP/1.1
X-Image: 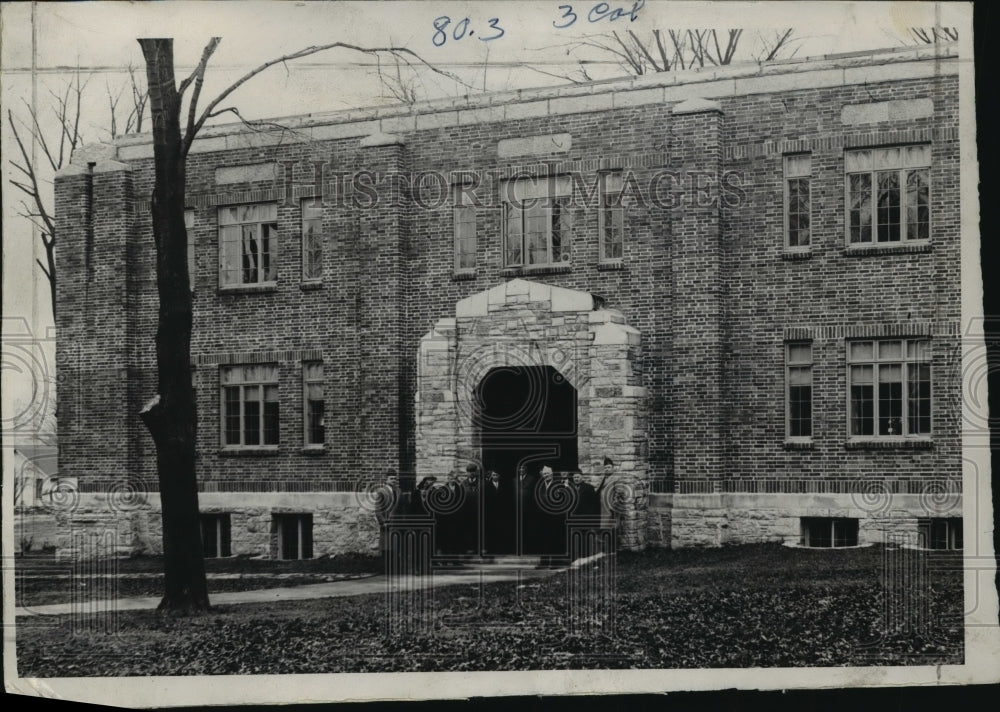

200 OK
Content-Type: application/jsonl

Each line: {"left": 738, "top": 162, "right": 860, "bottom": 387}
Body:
{"left": 15, "top": 543, "right": 963, "bottom": 675}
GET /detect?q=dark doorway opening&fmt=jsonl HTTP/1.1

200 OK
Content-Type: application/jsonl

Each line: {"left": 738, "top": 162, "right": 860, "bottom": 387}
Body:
{"left": 474, "top": 365, "right": 578, "bottom": 478}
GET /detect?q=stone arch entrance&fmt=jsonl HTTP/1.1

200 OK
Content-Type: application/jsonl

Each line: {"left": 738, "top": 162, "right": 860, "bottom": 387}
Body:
{"left": 415, "top": 278, "right": 649, "bottom": 549}
{"left": 475, "top": 365, "right": 579, "bottom": 478}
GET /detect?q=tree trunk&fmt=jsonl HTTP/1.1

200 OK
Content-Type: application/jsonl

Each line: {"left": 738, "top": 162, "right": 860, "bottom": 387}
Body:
{"left": 138, "top": 38, "right": 209, "bottom": 614}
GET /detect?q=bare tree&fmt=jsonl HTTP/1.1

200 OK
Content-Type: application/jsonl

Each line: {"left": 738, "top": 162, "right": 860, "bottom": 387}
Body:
{"left": 375, "top": 52, "right": 420, "bottom": 105}
{"left": 752, "top": 29, "right": 800, "bottom": 63}
{"left": 908, "top": 27, "right": 959, "bottom": 44}
{"left": 554, "top": 28, "right": 797, "bottom": 80}
{"left": 8, "top": 69, "right": 148, "bottom": 320}
{"left": 6, "top": 73, "right": 85, "bottom": 318}
{"left": 135, "top": 36, "right": 463, "bottom": 614}
{"left": 107, "top": 64, "right": 149, "bottom": 139}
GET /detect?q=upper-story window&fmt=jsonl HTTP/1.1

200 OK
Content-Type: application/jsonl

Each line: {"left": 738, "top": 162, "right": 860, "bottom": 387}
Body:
{"left": 453, "top": 186, "right": 477, "bottom": 271}
{"left": 502, "top": 176, "right": 572, "bottom": 268}
{"left": 599, "top": 171, "right": 624, "bottom": 262}
{"left": 219, "top": 203, "right": 278, "bottom": 287}
{"left": 848, "top": 339, "right": 931, "bottom": 439}
{"left": 784, "top": 154, "right": 811, "bottom": 249}
{"left": 301, "top": 198, "right": 323, "bottom": 282}
{"left": 845, "top": 145, "right": 930, "bottom": 245}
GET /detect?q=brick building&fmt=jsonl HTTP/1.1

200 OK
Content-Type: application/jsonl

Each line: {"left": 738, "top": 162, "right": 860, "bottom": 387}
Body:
{"left": 54, "top": 44, "right": 966, "bottom": 558}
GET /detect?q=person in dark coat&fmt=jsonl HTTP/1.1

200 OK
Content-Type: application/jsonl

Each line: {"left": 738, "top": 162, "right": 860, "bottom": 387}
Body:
{"left": 434, "top": 469, "right": 465, "bottom": 560}
{"left": 535, "top": 465, "right": 567, "bottom": 566}
{"left": 375, "top": 469, "right": 407, "bottom": 573}
{"left": 460, "top": 464, "right": 481, "bottom": 556}
{"left": 405, "top": 476, "right": 436, "bottom": 573}
{"left": 408, "top": 476, "right": 436, "bottom": 517}
{"left": 482, "top": 469, "right": 507, "bottom": 556}
{"left": 567, "top": 469, "right": 599, "bottom": 559}
{"left": 515, "top": 464, "right": 538, "bottom": 555}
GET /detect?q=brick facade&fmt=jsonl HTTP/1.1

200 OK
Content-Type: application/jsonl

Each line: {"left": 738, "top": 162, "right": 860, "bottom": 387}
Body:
{"left": 54, "top": 46, "right": 965, "bottom": 557}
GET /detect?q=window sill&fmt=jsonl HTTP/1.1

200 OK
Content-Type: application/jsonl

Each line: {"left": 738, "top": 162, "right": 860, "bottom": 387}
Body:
{"left": 845, "top": 439, "right": 934, "bottom": 451}
{"left": 300, "top": 446, "right": 326, "bottom": 456}
{"left": 844, "top": 242, "right": 932, "bottom": 257}
{"left": 452, "top": 269, "right": 478, "bottom": 281}
{"left": 500, "top": 263, "right": 573, "bottom": 277}
{"left": 219, "top": 448, "right": 281, "bottom": 457}
{"left": 781, "top": 250, "right": 812, "bottom": 261}
{"left": 300, "top": 281, "right": 323, "bottom": 291}
{"left": 597, "top": 260, "right": 625, "bottom": 271}
{"left": 217, "top": 284, "right": 278, "bottom": 295}
{"left": 783, "top": 440, "right": 815, "bottom": 450}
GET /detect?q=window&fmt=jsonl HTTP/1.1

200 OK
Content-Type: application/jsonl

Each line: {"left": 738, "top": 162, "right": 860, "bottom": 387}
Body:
{"left": 301, "top": 198, "right": 323, "bottom": 281}
{"left": 599, "top": 172, "right": 624, "bottom": 261}
{"left": 848, "top": 340, "right": 931, "bottom": 438}
{"left": 502, "top": 176, "right": 572, "bottom": 267}
{"left": 219, "top": 203, "right": 278, "bottom": 286}
{"left": 273, "top": 514, "right": 313, "bottom": 559}
{"left": 303, "top": 362, "right": 324, "bottom": 447}
{"left": 786, "top": 342, "right": 813, "bottom": 439}
{"left": 801, "top": 517, "right": 858, "bottom": 548}
{"left": 453, "top": 186, "right": 477, "bottom": 271}
{"left": 185, "top": 209, "right": 196, "bottom": 290}
{"left": 918, "top": 518, "right": 963, "bottom": 550}
{"left": 845, "top": 145, "right": 930, "bottom": 244}
{"left": 201, "top": 513, "right": 232, "bottom": 557}
{"left": 784, "top": 154, "right": 811, "bottom": 248}
{"left": 221, "top": 364, "right": 279, "bottom": 448}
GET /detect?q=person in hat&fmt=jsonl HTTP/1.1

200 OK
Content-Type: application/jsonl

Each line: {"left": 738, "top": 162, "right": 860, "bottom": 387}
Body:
{"left": 516, "top": 463, "right": 538, "bottom": 556}
{"left": 482, "top": 469, "right": 508, "bottom": 556}
{"left": 460, "top": 463, "right": 482, "bottom": 556}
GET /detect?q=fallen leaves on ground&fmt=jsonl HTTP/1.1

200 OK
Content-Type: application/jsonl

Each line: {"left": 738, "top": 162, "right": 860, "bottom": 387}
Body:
{"left": 15, "top": 543, "right": 963, "bottom": 675}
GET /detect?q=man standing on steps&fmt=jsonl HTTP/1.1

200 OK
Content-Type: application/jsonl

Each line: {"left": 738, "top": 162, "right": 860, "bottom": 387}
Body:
{"left": 461, "top": 463, "right": 481, "bottom": 557}
{"left": 376, "top": 469, "right": 406, "bottom": 573}
{"left": 483, "top": 469, "right": 505, "bottom": 557}
{"left": 536, "top": 465, "right": 565, "bottom": 567}
{"left": 568, "top": 469, "right": 600, "bottom": 559}
{"left": 516, "top": 464, "right": 538, "bottom": 557}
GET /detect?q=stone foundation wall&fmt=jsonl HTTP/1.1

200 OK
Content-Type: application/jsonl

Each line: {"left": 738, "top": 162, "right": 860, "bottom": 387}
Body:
{"left": 51, "top": 493, "right": 381, "bottom": 560}
{"left": 670, "top": 492, "right": 963, "bottom": 548}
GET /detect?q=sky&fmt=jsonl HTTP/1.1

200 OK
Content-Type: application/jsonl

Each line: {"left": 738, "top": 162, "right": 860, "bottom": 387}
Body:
{"left": 0, "top": 0, "right": 972, "bottom": 444}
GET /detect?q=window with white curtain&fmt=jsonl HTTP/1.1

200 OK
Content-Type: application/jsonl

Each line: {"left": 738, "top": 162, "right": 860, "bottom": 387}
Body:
{"left": 502, "top": 176, "right": 572, "bottom": 267}
{"left": 219, "top": 203, "right": 278, "bottom": 286}
{"left": 845, "top": 145, "right": 930, "bottom": 245}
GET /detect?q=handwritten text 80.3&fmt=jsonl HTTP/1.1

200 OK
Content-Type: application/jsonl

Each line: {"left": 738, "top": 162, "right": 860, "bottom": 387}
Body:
{"left": 431, "top": 0, "right": 645, "bottom": 47}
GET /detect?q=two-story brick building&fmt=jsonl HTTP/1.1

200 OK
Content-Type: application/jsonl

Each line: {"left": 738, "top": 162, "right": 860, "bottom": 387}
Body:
{"left": 54, "top": 44, "right": 966, "bottom": 558}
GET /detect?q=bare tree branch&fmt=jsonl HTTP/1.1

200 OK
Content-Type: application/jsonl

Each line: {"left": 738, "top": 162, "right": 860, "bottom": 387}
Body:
{"left": 181, "top": 37, "right": 222, "bottom": 147}
{"left": 184, "top": 40, "right": 472, "bottom": 154}
{"left": 6, "top": 111, "right": 55, "bottom": 239}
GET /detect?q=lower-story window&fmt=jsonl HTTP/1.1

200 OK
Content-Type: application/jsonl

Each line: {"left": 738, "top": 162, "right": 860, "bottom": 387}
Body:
{"left": 801, "top": 517, "right": 859, "bottom": 548}
{"left": 221, "top": 364, "right": 279, "bottom": 448}
{"left": 273, "top": 513, "right": 313, "bottom": 559}
{"left": 201, "top": 513, "right": 232, "bottom": 557}
{"left": 848, "top": 339, "right": 931, "bottom": 439}
{"left": 918, "top": 518, "right": 963, "bottom": 550}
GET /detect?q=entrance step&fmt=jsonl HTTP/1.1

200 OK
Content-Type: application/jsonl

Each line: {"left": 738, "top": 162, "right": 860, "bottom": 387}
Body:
{"left": 432, "top": 556, "right": 542, "bottom": 570}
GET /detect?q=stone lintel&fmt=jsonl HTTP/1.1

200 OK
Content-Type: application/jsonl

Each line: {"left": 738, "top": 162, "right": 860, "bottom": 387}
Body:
{"left": 672, "top": 97, "right": 724, "bottom": 115}
{"left": 359, "top": 132, "right": 405, "bottom": 148}
{"left": 592, "top": 322, "right": 641, "bottom": 345}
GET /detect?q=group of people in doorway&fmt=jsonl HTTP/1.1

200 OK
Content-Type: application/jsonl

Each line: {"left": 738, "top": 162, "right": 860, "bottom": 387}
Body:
{"left": 377, "top": 458, "right": 615, "bottom": 569}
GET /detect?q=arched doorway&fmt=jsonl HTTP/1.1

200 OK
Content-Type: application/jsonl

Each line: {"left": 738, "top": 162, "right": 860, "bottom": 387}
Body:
{"left": 474, "top": 365, "right": 578, "bottom": 478}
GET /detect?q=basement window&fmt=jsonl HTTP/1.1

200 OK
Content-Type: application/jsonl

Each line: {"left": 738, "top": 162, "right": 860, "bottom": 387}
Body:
{"left": 201, "top": 513, "right": 232, "bottom": 557}
{"left": 918, "top": 518, "right": 963, "bottom": 550}
{"left": 273, "top": 513, "right": 313, "bottom": 560}
{"left": 801, "top": 517, "right": 859, "bottom": 548}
